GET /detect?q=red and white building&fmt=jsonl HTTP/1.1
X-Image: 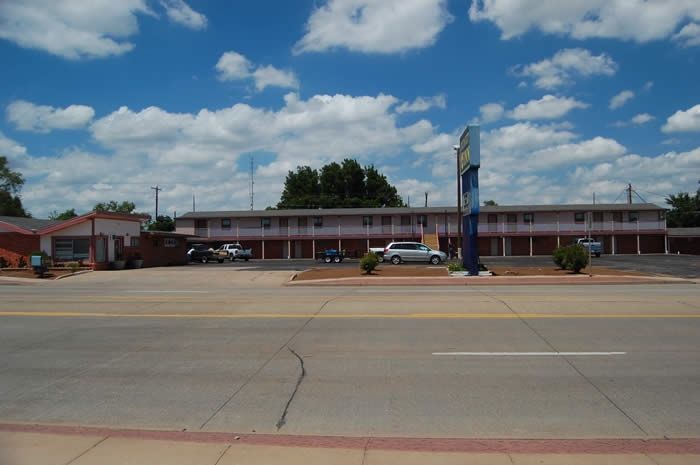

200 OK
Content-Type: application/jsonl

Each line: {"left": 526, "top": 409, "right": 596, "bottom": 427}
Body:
{"left": 175, "top": 203, "right": 673, "bottom": 259}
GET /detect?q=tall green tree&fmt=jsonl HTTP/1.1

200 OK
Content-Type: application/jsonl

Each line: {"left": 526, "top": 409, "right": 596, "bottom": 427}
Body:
{"left": 483, "top": 199, "right": 498, "bottom": 206}
{"left": 49, "top": 208, "right": 79, "bottom": 220}
{"left": 147, "top": 215, "right": 175, "bottom": 231}
{"left": 0, "top": 156, "right": 30, "bottom": 217}
{"left": 93, "top": 200, "right": 136, "bottom": 214}
{"left": 277, "top": 158, "right": 404, "bottom": 209}
{"left": 665, "top": 191, "right": 700, "bottom": 227}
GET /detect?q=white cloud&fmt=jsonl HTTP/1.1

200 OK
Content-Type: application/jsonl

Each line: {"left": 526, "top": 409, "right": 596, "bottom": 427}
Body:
{"left": 673, "top": 22, "right": 700, "bottom": 47}
{"left": 631, "top": 113, "right": 654, "bottom": 125}
{"left": 6, "top": 100, "right": 95, "bottom": 133}
{"left": 0, "top": 0, "right": 205, "bottom": 60}
{"left": 513, "top": 48, "right": 617, "bottom": 90}
{"left": 160, "top": 0, "right": 207, "bottom": 30}
{"left": 396, "top": 94, "right": 447, "bottom": 114}
{"left": 643, "top": 81, "right": 654, "bottom": 92}
{"left": 294, "top": 0, "right": 453, "bottom": 54}
{"left": 479, "top": 103, "right": 505, "bottom": 123}
{"left": 0, "top": 131, "right": 28, "bottom": 162}
{"left": 609, "top": 90, "right": 635, "bottom": 110}
{"left": 469, "top": 0, "right": 700, "bottom": 43}
{"left": 508, "top": 95, "right": 589, "bottom": 120}
{"left": 662, "top": 104, "right": 700, "bottom": 133}
{"left": 252, "top": 66, "right": 299, "bottom": 91}
{"left": 215, "top": 51, "right": 299, "bottom": 91}
{"left": 528, "top": 136, "right": 626, "bottom": 169}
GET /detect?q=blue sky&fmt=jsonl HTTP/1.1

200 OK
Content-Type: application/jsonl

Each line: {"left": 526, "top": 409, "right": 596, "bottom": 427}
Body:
{"left": 1, "top": 0, "right": 699, "bottom": 218}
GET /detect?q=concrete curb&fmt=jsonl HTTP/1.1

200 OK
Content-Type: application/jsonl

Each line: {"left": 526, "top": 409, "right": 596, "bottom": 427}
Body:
{"left": 54, "top": 269, "right": 93, "bottom": 280}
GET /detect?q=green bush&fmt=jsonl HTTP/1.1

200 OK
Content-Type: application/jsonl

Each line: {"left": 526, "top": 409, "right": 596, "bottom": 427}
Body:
{"left": 552, "top": 247, "right": 567, "bottom": 269}
{"left": 447, "top": 262, "right": 465, "bottom": 272}
{"left": 360, "top": 252, "right": 379, "bottom": 275}
{"left": 67, "top": 262, "right": 81, "bottom": 273}
{"left": 553, "top": 245, "right": 589, "bottom": 273}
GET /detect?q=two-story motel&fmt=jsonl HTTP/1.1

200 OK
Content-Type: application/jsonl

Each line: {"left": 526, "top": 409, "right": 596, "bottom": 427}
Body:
{"left": 175, "top": 203, "right": 670, "bottom": 259}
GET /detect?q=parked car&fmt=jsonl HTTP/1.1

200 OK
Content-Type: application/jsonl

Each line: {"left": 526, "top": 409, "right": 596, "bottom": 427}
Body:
{"left": 383, "top": 242, "right": 447, "bottom": 265}
{"left": 575, "top": 237, "right": 603, "bottom": 257}
{"left": 318, "top": 248, "right": 344, "bottom": 263}
{"left": 369, "top": 247, "right": 385, "bottom": 262}
{"left": 216, "top": 243, "right": 253, "bottom": 261}
{"left": 187, "top": 244, "right": 224, "bottom": 263}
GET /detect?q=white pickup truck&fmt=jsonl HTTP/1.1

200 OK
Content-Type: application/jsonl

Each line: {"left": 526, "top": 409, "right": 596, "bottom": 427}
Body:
{"left": 216, "top": 243, "right": 253, "bottom": 261}
{"left": 369, "top": 247, "right": 386, "bottom": 262}
{"left": 575, "top": 238, "right": 603, "bottom": 257}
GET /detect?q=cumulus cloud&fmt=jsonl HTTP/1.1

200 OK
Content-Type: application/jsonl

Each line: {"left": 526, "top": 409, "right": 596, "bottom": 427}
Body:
{"left": 609, "top": 90, "right": 635, "bottom": 110}
{"left": 0, "top": 0, "right": 206, "bottom": 59}
{"left": 215, "top": 51, "right": 299, "bottom": 91}
{"left": 512, "top": 48, "right": 617, "bottom": 89}
{"left": 662, "top": 104, "right": 700, "bottom": 133}
{"left": 160, "top": 0, "right": 207, "bottom": 30}
{"left": 294, "top": 0, "right": 453, "bottom": 54}
{"left": 469, "top": 0, "right": 700, "bottom": 43}
{"left": 672, "top": 22, "right": 700, "bottom": 47}
{"left": 612, "top": 113, "right": 655, "bottom": 127}
{"left": 507, "top": 95, "right": 589, "bottom": 120}
{"left": 479, "top": 103, "right": 505, "bottom": 123}
{"left": 6, "top": 100, "right": 95, "bottom": 133}
{"left": 396, "top": 94, "right": 447, "bottom": 114}
{"left": 0, "top": 131, "right": 28, "bottom": 163}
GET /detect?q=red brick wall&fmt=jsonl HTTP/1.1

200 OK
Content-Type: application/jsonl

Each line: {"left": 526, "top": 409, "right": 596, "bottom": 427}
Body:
{"left": 510, "top": 237, "right": 530, "bottom": 256}
{"left": 532, "top": 236, "right": 559, "bottom": 255}
{"left": 263, "top": 240, "right": 283, "bottom": 259}
{"left": 138, "top": 236, "right": 188, "bottom": 267}
{"left": 0, "top": 233, "right": 40, "bottom": 267}
{"left": 639, "top": 235, "right": 665, "bottom": 253}
{"left": 669, "top": 237, "right": 700, "bottom": 255}
{"left": 616, "top": 236, "right": 638, "bottom": 254}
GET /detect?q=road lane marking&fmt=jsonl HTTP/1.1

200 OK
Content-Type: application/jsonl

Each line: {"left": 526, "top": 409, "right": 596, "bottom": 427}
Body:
{"left": 432, "top": 351, "right": 627, "bottom": 356}
{"left": 124, "top": 290, "right": 208, "bottom": 294}
{"left": 0, "top": 311, "right": 699, "bottom": 320}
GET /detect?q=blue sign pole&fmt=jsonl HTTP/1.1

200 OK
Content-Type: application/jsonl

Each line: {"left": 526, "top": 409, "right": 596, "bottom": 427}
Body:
{"left": 458, "top": 126, "right": 480, "bottom": 276}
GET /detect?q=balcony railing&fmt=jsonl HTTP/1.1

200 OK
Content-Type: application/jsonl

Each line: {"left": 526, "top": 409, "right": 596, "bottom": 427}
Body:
{"left": 189, "top": 221, "right": 665, "bottom": 239}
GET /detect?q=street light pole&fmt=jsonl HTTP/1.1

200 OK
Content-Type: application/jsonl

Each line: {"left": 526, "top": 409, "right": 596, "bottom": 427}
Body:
{"left": 453, "top": 146, "right": 462, "bottom": 259}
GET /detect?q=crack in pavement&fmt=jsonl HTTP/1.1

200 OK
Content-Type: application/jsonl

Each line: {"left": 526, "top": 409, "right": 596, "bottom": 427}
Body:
{"left": 275, "top": 348, "right": 306, "bottom": 430}
{"left": 478, "top": 289, "right": 649, "bottom": 436}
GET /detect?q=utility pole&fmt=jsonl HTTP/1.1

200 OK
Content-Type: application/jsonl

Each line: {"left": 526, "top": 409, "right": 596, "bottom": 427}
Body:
{"left": 424, "top": 192, "right": 428, "bottom": 207}
{"left": 192, "top": 194, "right": 195, "bottom": 212}
{"left": 454, "top": 146, "right": 462, "bottom": 259}
{"left": 249, "top": 155, "right": 255, "bottom": 211}
{"left": 627, "top": 183, "right": 633, "bottom": 204}
{"left": 151, "top": 185, "right": 162, "bottom": 219}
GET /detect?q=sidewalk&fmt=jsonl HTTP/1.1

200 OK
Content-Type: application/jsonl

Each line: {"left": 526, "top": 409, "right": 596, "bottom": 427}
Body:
{"left": 1, "top": 424, "right": 698, "bottom": 465}
{"left": 287, "top": 274, "right": 692, "bottom": 286}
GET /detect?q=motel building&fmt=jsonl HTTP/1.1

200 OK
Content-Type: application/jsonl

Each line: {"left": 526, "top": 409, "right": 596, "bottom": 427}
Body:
{"left": 175, "top": 203, "right": 672, "bottom": 259}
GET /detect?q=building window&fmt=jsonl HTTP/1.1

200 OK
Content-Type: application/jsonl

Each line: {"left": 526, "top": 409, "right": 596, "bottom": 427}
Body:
{"left": 130, "top": 237, "right": 140, "bottom": 247}
{"left": 362, "top": 216, "right": 373, "bottom": 227}
{"left": 381, "top": 216, "right": 392, "bottom": 226}
{"left": 400, "top": 215, "right": 411, "bottom": 226}
{"left": 574, "top": 212, "right": 585, "bottom": 223}
{"left": 221, "top": 219, "right": 231, "bottom": 230}
{"left": 54, "top": 238, "right": 90, "bottom": 261}
{"left": 313, "top": 216, "right": 323, "bottom": 227}
{"left": 613, "top": 212, "right": 623, "bottom": 223}
{"left": 506, "top": 214, "right": 517, "bottom": 224}
{"left": 417, "top": 215, "right": 428, "bottom": 227}
{"left": 195, "top": 219, "right": 207, "bottom": 229}
{"left": 593, "top": 212, "right": 604, "bottom": 222}
{"left": 261, "top": 217, "right": 271, "bottom": 229}
{"left": 523, "top": 213, "right": 534, "bottom": 224}
{"left": 658, "top": 211, "right": 666, "bottom": 220}
{"left": 629, "top": 211, "right": 639, "bottom": 222}
{"left": 164, "top": 238, "right": 178, "bottom": 247}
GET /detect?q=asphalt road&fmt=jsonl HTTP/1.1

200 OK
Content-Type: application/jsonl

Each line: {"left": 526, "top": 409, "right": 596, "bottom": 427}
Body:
{"left": 1, "top": 271, "right": 699, "bottom": 439}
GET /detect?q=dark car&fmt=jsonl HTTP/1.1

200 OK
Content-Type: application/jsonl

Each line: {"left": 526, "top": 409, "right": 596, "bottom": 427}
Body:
{"left": 187, "top": 244, "right": 224, "bottom": 263}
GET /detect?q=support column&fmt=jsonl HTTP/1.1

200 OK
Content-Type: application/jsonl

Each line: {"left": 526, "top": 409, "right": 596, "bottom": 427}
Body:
{"left": 312, "top": 239, "right": 316, "bottom": 260}
{"left": 529, "top": 236, "right": 533, "bottom": 256}
{"left": 664, "top": 235, "right": 669, "bottom": 254}
{"left": 637, "top": 234, "right": 641, "bottom": 255}
{"left": 612, "top": 235, "right": 616, "bottom": 255}
{"left": 338, "top": 239, "right": 341, "bottom": 252}
{"left": 262, "top": 240, "right": 265, "bottom": 260}
{"left": 366, "top": 238, "right": 370, "bottom": 253}
{"left": 502, "top": 236, "right": 506, "bottom": 257}
{"left": 556, "top": 235, "right": 560, "bottom": 248}
{"left": 287, "top": 239, "right": 291, "bottom": 259}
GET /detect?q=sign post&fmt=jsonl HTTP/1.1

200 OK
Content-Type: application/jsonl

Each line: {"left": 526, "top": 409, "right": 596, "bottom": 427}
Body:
{"left": 458, "top": 125, "right": 480, "bottom": 276}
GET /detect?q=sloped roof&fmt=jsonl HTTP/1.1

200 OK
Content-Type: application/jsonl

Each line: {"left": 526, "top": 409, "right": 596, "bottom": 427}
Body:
{"left": 0, "top": 216, "right": 63, "bottom": 232}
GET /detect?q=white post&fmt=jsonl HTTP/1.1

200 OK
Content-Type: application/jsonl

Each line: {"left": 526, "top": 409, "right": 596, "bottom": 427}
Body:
{"left": 612, "top": 235, "right": 616, "bottom": 255}
{"left": 637, "top": 219, "right": 641, "bottom": 255}
{"left": 287, "top": 239, "right": 291, "bottom": 259}
{"left": 312, "top": 239, "right": 316, "bottom": 260}
{"left": 262, "top": 240, "right": 265, "bottom": 260}
{"left": 529, "top": 222, "right": 533, "bottom": 256}
{"left": 502, "top": 236, "right": 506, "bottom": 257}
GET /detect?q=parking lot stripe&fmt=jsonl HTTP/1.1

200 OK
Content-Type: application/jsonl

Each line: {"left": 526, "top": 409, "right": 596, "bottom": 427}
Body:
{"left": 432, "top": 352, "right": 627, "bottom": 356}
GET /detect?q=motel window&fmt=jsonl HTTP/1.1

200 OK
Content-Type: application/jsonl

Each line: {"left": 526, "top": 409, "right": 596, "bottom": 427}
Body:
{"left": 130, "top": 237, "right": 140, "bottom": 247}
{"left": 261, "top": 217, "right": 271, "bottom": 229}
{"left": 574, "top": 212, "right": 585, "bottom": 223}
{"left": 628, "top": 211, "right": 639, "bottom": 222}
{"left": 362, "top": 216, "right": 373, "bottom": 227}
{"left": 593, "top": 212, "right": 604, "bottom": 222}
{"left": 195, "top": 219, "right": 207, "bottom": 229}
{"left": 506, "top": 214, "right": 517, "bottom": 224}
{"left": 400, "top": 215, "right": 411, "bottom": 226}
{"left": 313, "top": 216, "right": 323, "bottom": 227}
{"left": 54, "top": 238, "right": 90, "bottom": 261}
{"left": 221, "top": 219, "right": 231, "bottom": 230}
{"left": 164, "top": 238, "right": 178, "bottom": 247}
{"left": 523, "top": 213, "right": 534, "bottom": 224}
{"left": 417, "top": 215, "right": 428, "bottom": 227}
{"left": 613, "top": 212, "right": 623, "bottom": 223}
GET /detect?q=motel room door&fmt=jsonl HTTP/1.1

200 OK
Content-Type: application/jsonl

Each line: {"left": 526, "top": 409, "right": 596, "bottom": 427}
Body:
{"left": 113, "top": 237, "right": 124, "bottom": 261}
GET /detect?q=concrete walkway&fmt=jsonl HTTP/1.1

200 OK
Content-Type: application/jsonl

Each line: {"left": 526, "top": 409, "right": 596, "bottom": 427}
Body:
{"left": 2, "top": 425, "right": 698, "bottom": 465}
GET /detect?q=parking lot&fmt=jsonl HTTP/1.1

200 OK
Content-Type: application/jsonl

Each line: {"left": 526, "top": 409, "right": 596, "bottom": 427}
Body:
{"left": 185, "top": 254, "right": 700, "bottom": 279}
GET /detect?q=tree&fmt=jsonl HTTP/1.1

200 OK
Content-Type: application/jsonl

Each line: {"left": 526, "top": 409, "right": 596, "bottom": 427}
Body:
{"left": 483, "top": 199, "right": 498, "bottom": 206}
{"left": 49, "top": 208, "right": 78, "bottom": 220}
{"left": 278, "top": 158, "right": 404, "bottom": 209}
{"left": 94, "top": 200, "right": 136, "bottom": 214}
{"left": 665, "top": 191, "right": 700, "bottom": 228}
{"left": 0, "top": 156, "right": 30, "bottom": 217}
{"left": 147, "top": 215, "right": 175, "bottom": 232}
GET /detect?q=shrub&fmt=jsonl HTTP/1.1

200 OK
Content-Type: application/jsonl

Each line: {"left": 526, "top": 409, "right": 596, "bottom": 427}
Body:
{"left": 565, "top": 244, "right": 589, "bottom": 273}
{"left": 18, "top": 256, "right": 27, "bottom": 268}
{"left": 552, "top": 247, "right": 566, "bottom": 269}
{"left": 448, "top": 262, "right": 465, "bottom": 272}
{"left": 360, "top": 252, "right": 379, "bottom": 275}
{"left": 0, "top": 256, "right": 7, "bottom": 268}
{"left": 67, "top": 262, "right": 81, "bottom": 273}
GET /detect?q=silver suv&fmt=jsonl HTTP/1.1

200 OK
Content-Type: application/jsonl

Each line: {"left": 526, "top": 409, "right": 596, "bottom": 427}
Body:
{"left": 383, "top": 242, "right": 447, "bottom": 265}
